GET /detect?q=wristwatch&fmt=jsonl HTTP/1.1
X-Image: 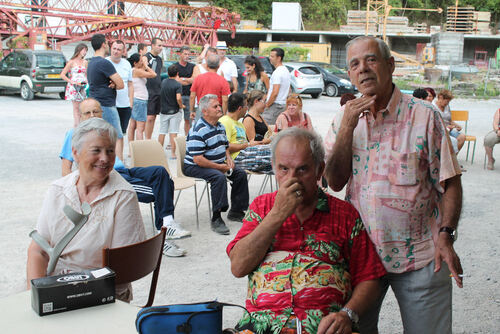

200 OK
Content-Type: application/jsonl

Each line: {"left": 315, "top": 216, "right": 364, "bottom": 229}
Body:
{"left": 439, "top": 226, "right": 457, "bottom": 242}
{"left": 340, "top": 307, "right": 359, "bottom": 324}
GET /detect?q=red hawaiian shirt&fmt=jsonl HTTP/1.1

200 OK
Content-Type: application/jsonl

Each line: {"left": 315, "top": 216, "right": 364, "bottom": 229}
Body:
{"left": 227, "top": 190, "right": 386, "bottom": 334}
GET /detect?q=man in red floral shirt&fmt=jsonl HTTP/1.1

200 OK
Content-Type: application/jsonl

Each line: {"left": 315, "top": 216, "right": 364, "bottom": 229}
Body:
{"left": 227, "top": 128, "right": 386, "bottom": 334}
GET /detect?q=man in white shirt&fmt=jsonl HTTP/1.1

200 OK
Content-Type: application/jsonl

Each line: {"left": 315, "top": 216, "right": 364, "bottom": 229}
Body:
{"left": 107, "top": 40, "right": 133, "bottom": 161}
{"left": 264, "top": 47, "right": 290, "bottom": 125}
{"left": 216, "top": 41, "right": 238, "bottom": 93}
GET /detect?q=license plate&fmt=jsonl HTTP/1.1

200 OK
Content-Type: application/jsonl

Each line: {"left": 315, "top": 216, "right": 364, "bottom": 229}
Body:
{"left": 44, "top": 86, "right": 65, "bottom": 93}
{"left": 46, "top": 74, "right": 60, "bottom": 78}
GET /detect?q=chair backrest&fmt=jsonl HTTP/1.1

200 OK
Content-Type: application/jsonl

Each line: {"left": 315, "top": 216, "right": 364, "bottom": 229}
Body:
{"left": 129, "top": 140, "right": 171, "bottom": 174}
{"left": 174, "top": 136, "right": 187, "bottom": 178}
{"left": 451, "top": 110, "right": 469, "bottom": 133}
{"left": 102, "top": 227, "right": 166, "bottom": 307}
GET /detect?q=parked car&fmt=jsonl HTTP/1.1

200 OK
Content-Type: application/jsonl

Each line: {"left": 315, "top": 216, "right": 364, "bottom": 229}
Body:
{"left": 283, "top": 62, "right": 324, "bottom": 99}
{"left": 0, "top": 49, "right": 67, "bottom": 100}
{"left": 226, "top": 55, "right": 273, "bottom": 93}
{"left": 160, "top": 60, "right": 178, "bottom": 81}
{"left": 304, "top": 62, "right": 357, "bottom": 97}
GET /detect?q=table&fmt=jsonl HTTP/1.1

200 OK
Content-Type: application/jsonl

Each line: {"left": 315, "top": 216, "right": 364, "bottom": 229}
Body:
{"left": 1, "top": 290, "right": 139, "bottom": 333}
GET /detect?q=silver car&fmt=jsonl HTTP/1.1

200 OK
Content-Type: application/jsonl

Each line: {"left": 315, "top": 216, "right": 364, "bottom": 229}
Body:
{"left": 284, "top": 62, "right": 324, "bottom": 99}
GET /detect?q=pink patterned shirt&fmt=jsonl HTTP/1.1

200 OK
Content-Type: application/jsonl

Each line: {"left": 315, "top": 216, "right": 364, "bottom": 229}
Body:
{"left": 325, "top": 86, "right": 461, "bottom": 273}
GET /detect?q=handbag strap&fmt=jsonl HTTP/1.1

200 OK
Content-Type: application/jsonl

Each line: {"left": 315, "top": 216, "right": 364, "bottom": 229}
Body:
{"left": 176, "top": 301, "right": 253, "bottom": 334}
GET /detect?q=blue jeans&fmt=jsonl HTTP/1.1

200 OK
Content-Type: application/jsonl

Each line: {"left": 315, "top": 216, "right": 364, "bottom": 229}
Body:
{"left": 183, "top": 164, "right": 249, "bottom": 213}
{"left": 101, "top": 105, "right": 123, "bottom": 139}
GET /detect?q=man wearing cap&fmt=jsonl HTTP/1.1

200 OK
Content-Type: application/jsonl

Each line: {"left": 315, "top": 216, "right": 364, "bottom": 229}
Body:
{"left": 216, "top": 41, "right": 238, "bottom": 94}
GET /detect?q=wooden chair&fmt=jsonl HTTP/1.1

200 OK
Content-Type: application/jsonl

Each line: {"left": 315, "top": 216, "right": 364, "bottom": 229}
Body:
{"left": 129, "top": 140, "right": 199, "bottom": 229}
{"left": 451, "top": 110, "right": 477, "bottom": 164}
{"left": 102, "top": 226, "right": 166, "bottom": 308}
{"left": 174, "top": 136, "right": 212, "bottom": 228}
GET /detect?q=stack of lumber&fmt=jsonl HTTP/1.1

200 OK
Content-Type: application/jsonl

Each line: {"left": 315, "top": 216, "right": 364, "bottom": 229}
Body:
{"left": 381, "top": 16, "right": 415, "bottom": 33}
{"left": 446, "top": 6, "right": 474, "bottom": 33}
{"left": 473, "top": 11, "right": 491, "bottom": 35}
{"left": 341, "top": 10, "right": 378, "bottom": 33}
{"left": 414, "top": 23, "right": 427, "bottom": 34}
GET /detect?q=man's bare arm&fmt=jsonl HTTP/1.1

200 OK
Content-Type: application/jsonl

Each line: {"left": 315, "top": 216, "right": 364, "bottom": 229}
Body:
{"left": 192, "top": 155, "right": 229, "bottom": 172}
{"left": 317, "top": 279, "right": 381, "bottom": 334}
{"left": 435, "top": 174, "right": 463, "bottom": 288}
{"left": 26, "top": 241, "right": 49, "bottom": 289}
{"left": 265, "top": 84, "right": 280, "bottom": 108}
{"left": 222, "top": 95, "right": 228, "bottom": 114}
{"left": 109, "top": 73, "right": 124, "bottom": 90}
{"left": 61, "top": 158, "right": 73, "bottom": 176}
{"left": 325, "top": 96, "right": 376, "bottom": 191}
{"left": 229, "top": 178, "right": 304, "bottom": 277}
{"left": 231, "top": 77, "right": 238, "bottom": 93}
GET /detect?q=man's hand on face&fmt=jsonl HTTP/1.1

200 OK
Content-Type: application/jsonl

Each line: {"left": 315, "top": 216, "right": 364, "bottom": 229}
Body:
{"left": 317, "top": 311, "right": 352, "bottom": 334}
{"left": 342, "top": 95, "right": 376, "bottom": 130}
{"left": 271, "top": 177, "right": 304, "bottom": 221}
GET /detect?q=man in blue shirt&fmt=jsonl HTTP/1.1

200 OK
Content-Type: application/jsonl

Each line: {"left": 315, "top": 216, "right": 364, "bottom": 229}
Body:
{"left": 60, "top": 98, "right": 190, "bottom": 257}
{"left": 87, "top": 33, "right": 125, "bottom": 161}
{"left": 184, "top": 94, "right": 249, "bottom": 235}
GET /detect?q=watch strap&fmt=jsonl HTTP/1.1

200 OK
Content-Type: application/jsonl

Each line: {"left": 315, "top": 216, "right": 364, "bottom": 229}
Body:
{"left": 439, "top": 226, "right": 456, "bottom": 241}
{"left": 340, "top": 307, "right": 359, "bottom": 324}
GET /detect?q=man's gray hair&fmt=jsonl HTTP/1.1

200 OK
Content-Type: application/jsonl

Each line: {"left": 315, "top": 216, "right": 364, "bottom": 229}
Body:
{"left": 345, "top": 36, "right": 391, "bottom": 64}
{"left": 72, "top": 118, "right": 117, "bottom": 153}
{"left": 271, "top": 127, "right": 325, "bottom": 171}
{"left": 206, "top": 54, "right": 220, "bottom": 69}
{"left": 199, "top": 94, "right": 218, "bottom": 112}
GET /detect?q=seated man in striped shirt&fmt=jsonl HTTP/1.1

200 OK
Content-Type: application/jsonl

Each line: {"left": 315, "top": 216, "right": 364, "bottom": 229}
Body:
{"left": 183, "top": 94, "right": 249, "bottom": 235}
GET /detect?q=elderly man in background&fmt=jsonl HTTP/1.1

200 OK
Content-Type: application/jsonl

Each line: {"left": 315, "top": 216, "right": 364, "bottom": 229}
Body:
{"left": 325, "top": 36, "right": 463, "bottom": 333}
{"left": 190, "top": 53, "right": 230, "bottom": 122}
{"left": 216, "top": 41, "right": 238, "bottom": 93}
{"left": 59, "top": 98, "right": 189, "bottom": 257}
{"left": 27, "top": 118, "right": 145, "bottom": 301}
{"left": 184, "top": 94, "right": 249, "bottom": 235}
{"left": 227, "top": 128, "right": 386, "bottom": 334}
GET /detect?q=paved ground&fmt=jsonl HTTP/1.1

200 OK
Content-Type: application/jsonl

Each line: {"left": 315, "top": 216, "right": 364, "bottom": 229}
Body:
{"left": 0, "top": 91, "right": 499, "bottom": 332}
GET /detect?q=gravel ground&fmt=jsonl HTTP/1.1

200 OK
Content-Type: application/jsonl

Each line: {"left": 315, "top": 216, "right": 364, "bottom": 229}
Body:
{"left": 0, "top": 92, "right": 499, "bottom": 332}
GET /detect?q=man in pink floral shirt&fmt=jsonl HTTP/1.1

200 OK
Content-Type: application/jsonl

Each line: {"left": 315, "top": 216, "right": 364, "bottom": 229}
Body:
{"left": 325, "top": 36, "right": 463, "bottom": 333}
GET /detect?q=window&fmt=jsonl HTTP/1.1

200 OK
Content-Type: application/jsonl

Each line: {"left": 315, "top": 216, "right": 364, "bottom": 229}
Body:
{"left": 16, "top": 53, "right": 31, "bottom": 68}
{"left": 35, "top": 54, "right": 65, "bottom": 68}
{"left": 2, "top": 54, "right": 15, "bottom": 68}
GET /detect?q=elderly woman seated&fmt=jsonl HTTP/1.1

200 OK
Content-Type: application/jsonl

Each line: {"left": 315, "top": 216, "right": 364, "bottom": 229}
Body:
{"left": 26, "top": 118, "right": 146, "bottom": 302}
{"left": 485, "top": 108, "right": 500, "bottom": 170}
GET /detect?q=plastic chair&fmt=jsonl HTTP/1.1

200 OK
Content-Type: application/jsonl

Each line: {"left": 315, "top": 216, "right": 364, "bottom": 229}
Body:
{"left": 102, "top": 226, "right": 166, "bottom": 308}
{"left": 174, "top": 136, "right": 212, "bottom": 227}
{"left": 129, "top": 140, "right": 199, "bottom": 229}
{"left": 451, "top": 110, "right": 477, "bottom": 164}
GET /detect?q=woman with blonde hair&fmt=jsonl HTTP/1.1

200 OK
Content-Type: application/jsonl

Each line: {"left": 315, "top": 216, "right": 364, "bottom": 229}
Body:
{"left": 274, "top": 94, "right": 313, "bottom": 132}
{"left": 61, "top": 43, "right": 88, "bottom": 127}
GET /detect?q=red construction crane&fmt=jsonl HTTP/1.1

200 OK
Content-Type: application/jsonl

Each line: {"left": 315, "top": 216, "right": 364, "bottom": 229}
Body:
{"left": 0, "top": 0, "right": 240, "bottom": 49}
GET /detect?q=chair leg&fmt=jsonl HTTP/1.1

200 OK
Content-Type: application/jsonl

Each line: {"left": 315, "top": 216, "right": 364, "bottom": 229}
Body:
{"left": 194, "top": 183, "right": 199, "bottom": 230}
{"left": 174, "top": 190, "right": 181, "bottom": 207}
{"left": 471, "top": 141, "right": 476, "bottom": 164}
{"left": 149, "top": 203, "right": 155, "bottom": 233}
{"left": 466, "top": 141, "right": 470, "bottom": 161}
{"left": 206, "top": 181, "right": 212, "bottom": 219}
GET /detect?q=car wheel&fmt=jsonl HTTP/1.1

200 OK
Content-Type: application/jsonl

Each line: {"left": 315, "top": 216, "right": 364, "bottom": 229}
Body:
{"left": 20, "top": 81, "right": 34, "bottom": 100}
{"left": 310, "top": 93, "right": 320, "bottom": 99}
{"left": 59, "top": 92, "right": 66, "bottom": 100}
{"left": 325, "top": 83, "right": 339, "bottom": 97}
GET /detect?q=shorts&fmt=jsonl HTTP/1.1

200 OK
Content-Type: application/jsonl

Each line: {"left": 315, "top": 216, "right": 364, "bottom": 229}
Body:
{"left": 101, "top": 105, "right": 123, "bottom": 139}
{"left": 147, "top": 94, "right": 161, "bottom": 116}
{"left": 484, "top": 130, "right": 500, "bottom": 148}
{"left": 262, "top": 103, "right": 285, "bottom": 125}
{"left": 132, "top": 98, "right": 147, "bottom": 122}
{"left": 116, "top": 107, "right": 131, "bottom": 135}
{"left": 182, "top": 95, "right": 191, "bottom": 121}
{"left": 159, "top": 112, "right": 182, "bottom": 134}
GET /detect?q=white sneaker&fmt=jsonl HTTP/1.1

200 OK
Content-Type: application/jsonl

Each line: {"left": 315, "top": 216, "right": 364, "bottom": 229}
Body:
{"left": 163, "top": 240, "right": 187, "bottom": 257}
{"left": 164, "top": 220, "right": 191, "bottom": 240}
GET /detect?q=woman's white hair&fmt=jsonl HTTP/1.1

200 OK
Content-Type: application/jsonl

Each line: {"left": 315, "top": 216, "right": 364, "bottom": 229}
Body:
{"left": 72, "top": 118, "right": 117, "bottom": 153}
{"left": 270, "top": 127, "right": 325, "bottom": 172}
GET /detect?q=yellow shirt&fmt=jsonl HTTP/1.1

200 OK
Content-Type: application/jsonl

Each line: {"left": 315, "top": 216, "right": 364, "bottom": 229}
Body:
{"left": 219, "top": 115, "right": 248, "bottom": 159}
